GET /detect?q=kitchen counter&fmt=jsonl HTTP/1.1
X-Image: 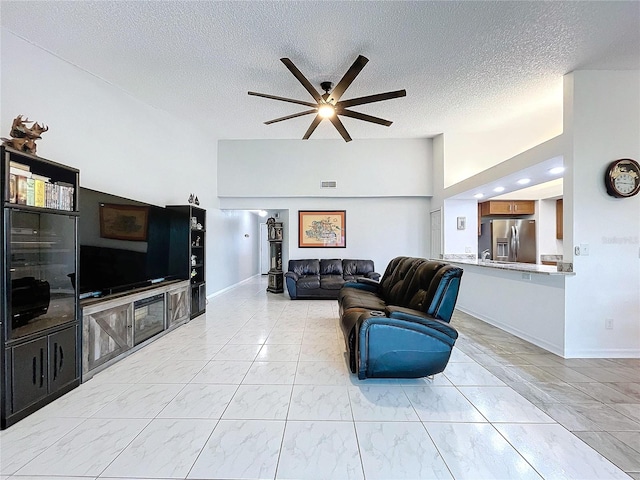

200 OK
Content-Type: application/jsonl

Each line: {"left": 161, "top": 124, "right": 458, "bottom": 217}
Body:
{"left": 441, "top": 258, "right": 575, "bottom": 276}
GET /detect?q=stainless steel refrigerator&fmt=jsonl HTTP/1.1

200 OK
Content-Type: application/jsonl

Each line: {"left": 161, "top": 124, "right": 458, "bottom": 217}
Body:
{"left": 478, "top": 219, "right": 536, "bottom": 263}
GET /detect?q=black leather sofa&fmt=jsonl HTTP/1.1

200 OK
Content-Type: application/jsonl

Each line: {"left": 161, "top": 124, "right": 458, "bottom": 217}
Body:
{"left": 338, "top": 256, "right": 463, "bottom": 379}
{"left": 285, "top": 259, "right": 380, "bottom": 300}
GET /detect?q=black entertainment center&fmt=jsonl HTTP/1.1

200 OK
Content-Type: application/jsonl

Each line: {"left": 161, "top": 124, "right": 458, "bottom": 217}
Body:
{"left": 1, "top": 149, "right": 206, "bottom": 428}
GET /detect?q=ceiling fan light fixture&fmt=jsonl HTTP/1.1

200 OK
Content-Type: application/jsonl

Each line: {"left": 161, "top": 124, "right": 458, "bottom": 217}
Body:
{"left": 318, "top": 103, "right": 336, "bottom": 118}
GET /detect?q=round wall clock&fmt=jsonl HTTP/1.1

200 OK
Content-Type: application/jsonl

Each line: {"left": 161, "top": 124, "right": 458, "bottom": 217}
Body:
{"left": 604, "top": 158, "right": 640, "bottom": 198}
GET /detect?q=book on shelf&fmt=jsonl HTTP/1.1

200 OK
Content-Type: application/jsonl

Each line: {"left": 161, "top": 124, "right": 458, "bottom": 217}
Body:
{"left": 16, "top": 176, "right": 28, "bottom": 204}
{"left": 26, "top": 178, "right": 35, "bottom": 206}
{"left": 9, "top": 160, "right": 30, "bottom": 171}
{"left": 9, "top": 166, "right": 32, "bottom": 178}
{"left": 34, "top": 179, "right": 45, "bottom": 207}
{"left": 31, "top": 173, "right": 51, "bottom": 182}
{"left": 9, "top": 174, "right": 17, "bottom": 203}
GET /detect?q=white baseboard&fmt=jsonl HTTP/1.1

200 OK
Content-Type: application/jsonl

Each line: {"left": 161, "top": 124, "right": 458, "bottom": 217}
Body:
{"left": 456, "top": 305, "right": 564, "bottom": 357}
{"left": 207, "top": 274, "right": 261, "bottom": 299}
{"left": 563, "top": 348, "right": 640, "bottom": 359}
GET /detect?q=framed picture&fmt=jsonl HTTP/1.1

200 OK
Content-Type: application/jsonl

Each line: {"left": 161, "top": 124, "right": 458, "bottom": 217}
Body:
{"left": 298, "top": 210, "right": 346, "bottom": 248}
{"left": 100, "top": 203, "right": 149, "bottom": 241}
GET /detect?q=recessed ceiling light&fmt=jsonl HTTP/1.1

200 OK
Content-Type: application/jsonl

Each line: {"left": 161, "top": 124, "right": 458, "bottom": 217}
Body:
{"left": 549, "top": 167, "right": 565, "bottom": 175}
{"left": 258, "top": 210, "right": 268, "bottom": 217}
{"left": 493, "top": 186, "right": 505, "bottom": 193}
{"left": 474, "top": 193, "right": 484, "bottom": 199}
{"left": 517, "top": 178, "right": 531, "bottom": 185}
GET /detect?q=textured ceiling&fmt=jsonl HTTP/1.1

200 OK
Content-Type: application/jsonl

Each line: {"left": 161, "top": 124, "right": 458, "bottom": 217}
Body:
{"left": 2, "top": 1, "right": 639, "bottom": 141}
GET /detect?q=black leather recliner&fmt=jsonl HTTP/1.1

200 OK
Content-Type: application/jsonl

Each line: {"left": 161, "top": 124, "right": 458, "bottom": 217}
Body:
{"left": 338, "top": 257, "right": 463, "bottom": 379}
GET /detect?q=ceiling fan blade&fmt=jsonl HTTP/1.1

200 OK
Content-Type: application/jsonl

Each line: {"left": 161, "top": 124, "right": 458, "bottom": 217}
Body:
{"left": 337, "top": 89, "right": 407, "bottom": 108}
{"left": 302, "top": 115, "right": 323, "bottom": 140}
{"left": 248, "top": 91, "right": 317, "bottom": 108}
{"left": 329, "top": 116, "right": 352, "bottom": 142}
{"left": 338, "top": 109, "right": 392, "bottom": 126}
{"left": 264, "top": 109, "right": 317, "bottom": 125}
{"left": 329, "top": 55, "right": 369, "bottom": 103}
{"left": 280, "top": 58, "right": 323, "bottom": 103}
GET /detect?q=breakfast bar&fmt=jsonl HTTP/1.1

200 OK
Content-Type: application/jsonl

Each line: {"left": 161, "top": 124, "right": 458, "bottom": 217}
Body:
{"left": 445, "top": 258, "right": 575, "bottom": 356}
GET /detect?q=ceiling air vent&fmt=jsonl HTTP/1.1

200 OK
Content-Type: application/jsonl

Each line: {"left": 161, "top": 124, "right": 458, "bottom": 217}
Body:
{"left": 321, "top": 181, "right": 337, "bottom": 189}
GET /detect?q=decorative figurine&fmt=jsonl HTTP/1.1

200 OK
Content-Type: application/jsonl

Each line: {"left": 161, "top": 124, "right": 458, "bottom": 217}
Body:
{"left": 188, "top": 193, "right": 194, "bottom": 204}
{"left": 194, "top": 196, "right": 200, "bottom": 205}
{"left": 191, "top": 255, "right": 197, "bottom": 266}
{"left": 2, "top": 115, "right": 48, "bottom": 155}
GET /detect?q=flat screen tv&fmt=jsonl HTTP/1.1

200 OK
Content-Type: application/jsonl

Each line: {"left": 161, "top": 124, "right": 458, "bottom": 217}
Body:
{"left": 78, "top": 188, "right": 181, "bottom": 297}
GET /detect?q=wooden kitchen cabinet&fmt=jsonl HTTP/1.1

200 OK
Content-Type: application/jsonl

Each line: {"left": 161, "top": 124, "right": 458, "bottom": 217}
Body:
{"left": 556, "top": 198, "right": 563, "bottom": 239}
{"left": 480, "top": 200, "right": 535, "bottom": 216}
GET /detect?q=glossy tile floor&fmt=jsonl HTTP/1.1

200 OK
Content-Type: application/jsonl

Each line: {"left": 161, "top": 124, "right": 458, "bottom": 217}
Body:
{"left": 1, "top": 276, "right": 638, "bottom": 479}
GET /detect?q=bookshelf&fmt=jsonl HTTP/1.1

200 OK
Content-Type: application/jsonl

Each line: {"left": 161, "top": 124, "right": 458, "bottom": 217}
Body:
{"left": 167, "top": 205, "right": 206, "bottom": 318}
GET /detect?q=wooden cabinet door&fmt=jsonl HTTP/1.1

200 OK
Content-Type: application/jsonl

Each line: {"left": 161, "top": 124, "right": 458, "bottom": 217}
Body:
{"left": 481, "top": 201, "right": 512, "bottom": 215}
{"left": 83, "top": 303, "right": 132, "bottom": 372}
{"left": 556, "top": 199, "right": 563, "bottom": 239}
{"left": 512, "top": 200, "right": 535, "bottom": 214}
{"left": 11, "top": 337, "right": 48, "bottom": 412}
{"left": 167, "top": 286, "right": 189, "bottom": 328}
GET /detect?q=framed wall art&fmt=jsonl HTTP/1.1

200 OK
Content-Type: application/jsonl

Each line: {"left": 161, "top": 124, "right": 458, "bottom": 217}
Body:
{"left": 298, "top": 210, "right": 346, "bottom": 248}
{"left": 100, "top": 203, "right": 149, "bottom": 241}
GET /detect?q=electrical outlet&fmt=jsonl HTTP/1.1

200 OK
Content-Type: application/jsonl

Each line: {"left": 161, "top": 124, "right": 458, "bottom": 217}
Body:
{"left": 574, "top": 246, "right": 580, "bottom": 256}
{"left": 605, "top": 319, "right": 614, "bottom": 330}
{"left": 580, "top": 243, "right": 589, "bottom": 256}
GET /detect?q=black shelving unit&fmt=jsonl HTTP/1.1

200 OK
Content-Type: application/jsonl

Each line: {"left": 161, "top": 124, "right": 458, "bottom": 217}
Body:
{"left": 167, "top": 205, "right": 206, "bottom": 318}
{"left": 1, "top": 146, "right": 80, "bottom": 429}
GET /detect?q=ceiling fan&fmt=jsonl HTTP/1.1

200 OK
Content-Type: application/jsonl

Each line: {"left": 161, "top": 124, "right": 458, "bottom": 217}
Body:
{"left": 248, "top": 55, "right": 406, "bottom": 142}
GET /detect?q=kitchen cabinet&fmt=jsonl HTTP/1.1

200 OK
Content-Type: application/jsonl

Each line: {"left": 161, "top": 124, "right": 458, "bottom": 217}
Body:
{"left": 480, "top": 200, "right": 535, "bottom": 216}
{"left": 556, "top": 199, "right": 563, "bottom": 239}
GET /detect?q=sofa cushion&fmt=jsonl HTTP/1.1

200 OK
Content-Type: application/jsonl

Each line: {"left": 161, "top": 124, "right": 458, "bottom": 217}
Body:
{"left": 404, "top": 261, "right": 448, "bottom": 312}
{"left": 339, "top": 288, "right": 387, "bottom": 313}
{"left": 320, "top": 259, "right": 343, "bottom": 275}
{"left": 289, "top": 259, "right": 320, "bottom": 276}
{"left": 320, "top": 275, "right": 345, "bottom": 290}
{"left": 297, "top": 275, "right": 320, "bottom": 289}
{"left": 343, "top": 259, "right": 374, "bottom": 276}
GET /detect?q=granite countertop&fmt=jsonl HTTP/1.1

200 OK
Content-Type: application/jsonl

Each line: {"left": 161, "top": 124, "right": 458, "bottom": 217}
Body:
{"left": 439, "top": 258, "right": 576, "bottom": 276}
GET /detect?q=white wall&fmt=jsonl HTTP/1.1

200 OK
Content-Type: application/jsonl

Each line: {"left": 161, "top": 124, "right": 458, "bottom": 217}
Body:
{"left": 442, "top": 199, "right": 478, "bottom": 256}
{"left": 220, "top": 197, "right": 430, "bottom": 275}
{"left": 563, "top": 70, "right": 640, "bottom": 357}
{"left": 218, "top": 138, "right": 433, "bottom": 273}
{"left": 1, "top": 30, "right": 253, "bottom": 295}
{"left": 218, "top": 139, "right": 432, "bottom": 197}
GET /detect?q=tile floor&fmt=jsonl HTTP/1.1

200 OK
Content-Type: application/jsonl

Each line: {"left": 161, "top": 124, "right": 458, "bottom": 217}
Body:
{"left": 1, "top": 275, "right": 638, "bottom": 479}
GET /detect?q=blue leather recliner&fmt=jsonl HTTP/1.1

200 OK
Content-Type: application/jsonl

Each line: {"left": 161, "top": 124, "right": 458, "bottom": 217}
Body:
{"left": 338, "top": 257, "right": 463, "bottom": 379}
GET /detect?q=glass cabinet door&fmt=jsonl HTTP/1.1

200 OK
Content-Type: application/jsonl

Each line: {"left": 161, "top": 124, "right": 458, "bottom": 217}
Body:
{"left": 7, "top": 210, "right": 77, "bottom": 340}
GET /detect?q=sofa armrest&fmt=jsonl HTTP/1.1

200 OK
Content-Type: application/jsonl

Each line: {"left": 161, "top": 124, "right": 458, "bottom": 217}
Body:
{"left": 385, "top": 305, "right": 458, "bottom": 340}
{"left": 366, "top": 272, "right": 381, "bottom": 281}
{"left": 357, "top": 277, "right": 380, "bottom": 287}
{"left": 342, "top": 280, "right": 379, "bottom": 293}
{"left": 284, "top": 271, "right": 299, "bottom": 281}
